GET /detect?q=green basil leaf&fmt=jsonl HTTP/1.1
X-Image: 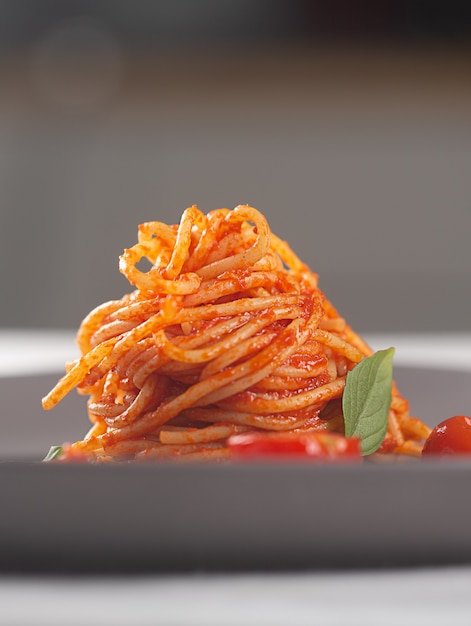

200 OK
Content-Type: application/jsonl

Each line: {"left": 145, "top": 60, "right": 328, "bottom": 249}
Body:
{"left": 43, "top": 445, "right": 64, "bottom": 462}
{"left": 342, "top": 348, "right": 395, "bottom": 456}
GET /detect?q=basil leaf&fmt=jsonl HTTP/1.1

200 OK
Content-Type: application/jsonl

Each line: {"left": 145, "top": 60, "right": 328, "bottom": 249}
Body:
{"left": 43, "top": 445, "right": 64, "bottom": 462}
{"left": 342, "top": 348, "right": 395, "bottom": 456}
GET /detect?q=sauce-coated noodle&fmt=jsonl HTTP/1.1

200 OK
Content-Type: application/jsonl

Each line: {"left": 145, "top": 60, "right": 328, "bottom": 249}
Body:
{"left": 42, "top": 205, "right": 430, "bottom": 461}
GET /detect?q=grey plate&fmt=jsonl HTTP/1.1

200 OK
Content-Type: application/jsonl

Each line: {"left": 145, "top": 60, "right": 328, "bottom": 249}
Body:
{"left": 1, "top": 367, "right": 470, "bottom": 573}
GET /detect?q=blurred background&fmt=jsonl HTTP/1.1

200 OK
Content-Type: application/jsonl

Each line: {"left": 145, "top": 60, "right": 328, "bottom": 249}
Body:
{"left": 0, "top": 0, "right": 470, "bottom": 333}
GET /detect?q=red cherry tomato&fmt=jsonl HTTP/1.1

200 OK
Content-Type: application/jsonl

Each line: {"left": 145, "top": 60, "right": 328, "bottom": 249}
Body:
{"left": 422, "top": 415, "right": 471, "bottom": 456}
{"left": 228, "top": 431, "right": 361, "bottom": 462}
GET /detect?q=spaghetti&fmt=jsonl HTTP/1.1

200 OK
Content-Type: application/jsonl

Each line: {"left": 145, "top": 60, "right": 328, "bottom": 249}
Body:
{"left": 42, "top": 205, "right": 431, "bottom": 461}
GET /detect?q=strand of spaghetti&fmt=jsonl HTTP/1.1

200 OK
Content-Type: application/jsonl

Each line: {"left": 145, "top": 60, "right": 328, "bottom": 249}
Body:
{"left": 342, "top": 323, "right": 374, "bottom": 357}
{"left": 172, "top": 313, "right": 255, "bottom": 349}
{"left": 113, "top": 337, "right": 156, "bottom": 378}
{"left": 90, "top": 299, "right": 165, "bottom": 346}
{"left": 180, "top": 294, "right": 305, "bottom": 322}
{"left": 129, "top": 351, "right": 167, "bottom": 390}
{"left": 391, "top": 394, "right": 409, "bottom": 412}
{"left": 200, "top": 333, "right": 277, "bottom": 380}
{"left": 319, "top": 317, "right": 347, "bottom": 333}
{"left": 253, "top": 373, "right": 327, "bottom": 391}
{"left": 119, "top": 330, "right": 240, "bottom": 385}
{"left": 183, "top": 270, "right": 291, "bottom": 308}
{"left": 159, "top": 423, "right": 247, "bottom": 445}
{"left": 159, "top": 329, "right": 270, "bottom": 369}
{"left": 388, "top": 409, "right": 404, "bottom": 447}
{"left": 104, "top": 374, "right": 170, "bottom": 427}
{"left": 311, "top": 329, "right": 365, "bottom": 363}
{"left": 219, "top": 377, "right": 346, "bottom": 414}
{"left": 160, "top": 307, "right": 299, "bottom": 365}
{"left": 100, "top": 298, "right": 300, "bottom": 382}
{"left": 94, "top": 296, "right": 303, "bottom": 367}
{"left": 137, "top": 220, "right": 177, "bottom": 248}
{"left": 96, "top": 439, "right": 162, "bottom": 458}
{"left": 393, "top": 440, "right": 423, "bottom": 456}
{"left": 77, "top": 305, "right": 179, "bottom": 390}
{"left": 326, "top": 358, "right": 338, "bottom": 381}
{"left": 201, "top": 230, "right": 255, "bottom": 268}
{"left": 71, "top": 436, "right": 104, "bottom": 453}
{"left": 125, "top": 313, "right": 265, "bottom": 386}
{"left": 396, "top": 412, "right": 432, "bottom": 440}
{"left": 74, "top": 370, "right": 108, "bottom": 398}
{"left": 183, "top": 209, "right": 229, "bottom": 272}
{"left": 198, "top": 213, "right": 257, "bottom": 267}
{"left": 195, "top": 205, "right": 270, "bottom": 281}
{"left": 88, "top": 372, "right": 136, "bottom": 414}
{"left": 175, "top": 407, "right": 318, "bottom": 431}
{"left": 102, "top": 316, "right": 310, "bottom": 444}
{"left": 42, "top": 337, "right": 118, "bottom": 410}
{"left": 83, "top": 419, "right": 107, "bottom": 440}
{"left": 88, "top": 396, "right": 134, "bottom": 419}
{"left": 108, "top": 440, "right": 224, "bottom": 457}
{"left": 270, "top": 364, "right": 327, "bottom": 379}
{"left": 107, "top": 297, "right": 165, "bottom": 323}
{"left": 271, "top": 357, "right": 328, "bottom": 379}
{"left": 90, "top": 319, "right": 140, "bottom": 348}
{"left": 77, "top": 299, "right": 126, "bottom": 354}
{"left": 119, "top": 248, "right": 202, "bottom": 294}
{"left": 269, "top": 232, "right": 312, "bottom": 274}
{"left": 320, "top": 298, "right": 343, "bottom": 322}
{"left": 196, "top": 317, "right": 310, "bottom": 404}
{"left": 197, "top": 303, "right": 324, "bottom": 405}
{"left": 163, "top": 205, "right": 206, "bottom": 279}
{"left": 197, "top": 320, "right": 306, "bottom": 405}
{"left": 95, "top": 298, "right": 182, "bottom": 375}
{"left": 251, "top": 253, "right": 285, "bottom": 273}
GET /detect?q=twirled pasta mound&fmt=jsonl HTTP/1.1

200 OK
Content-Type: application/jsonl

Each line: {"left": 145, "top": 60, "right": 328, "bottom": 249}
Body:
{"left": 43, "top": 205, "right": 430, "bottom": 461}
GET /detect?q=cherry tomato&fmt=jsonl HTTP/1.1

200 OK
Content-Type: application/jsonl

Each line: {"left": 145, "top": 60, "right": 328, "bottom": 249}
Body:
{"left": 228, "top": 431, "right": 361, "bottom": 461}
{"left": 422, "top": 415, "right": 471, "bottom": 456}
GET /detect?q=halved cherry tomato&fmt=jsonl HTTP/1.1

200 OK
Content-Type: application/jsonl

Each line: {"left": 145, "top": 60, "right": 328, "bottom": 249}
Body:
{"left": 228, "top": 431, "right": 361, "bottom": 461}
{"left": 422, "top": 415, "right": 471, "bottom": 456}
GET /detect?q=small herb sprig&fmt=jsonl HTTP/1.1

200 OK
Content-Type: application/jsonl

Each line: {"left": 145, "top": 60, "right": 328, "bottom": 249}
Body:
{"left": 342, "top": 348, "right": 395, "bottom": 455}
{"left": 43, "top": 445, "right": 64, "bottom": 462}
